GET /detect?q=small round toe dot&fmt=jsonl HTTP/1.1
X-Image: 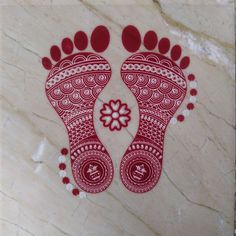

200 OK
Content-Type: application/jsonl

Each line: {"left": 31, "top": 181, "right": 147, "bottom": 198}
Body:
{"left": 42, "top": 57, "right": 52, "bottom": 70}
{"left": 177, "top": 114, "right": 185, "bottom": 122}
{"left": 72, "top": 188, "right": 80, "bottom": 196}
{"left": 62, "top": 38, "right": 74, "bottom": 54}
{"left": 158, "top": 38, "right": 170, "bottom": 54}
{"left": 59, "top": 163, "right": 66, "bottom": 170}
{"left": 61, "top": 148, "right": 68, "bottom": 155}
{"left": 144, "top": 31, "right": 158, "bottom": 50}
{"left": 62, "top": 177, "right": 70, "bottom": 184}
{"left": 74, "top": 31, "right": 88, "bottom": 50}
{"left": 188, "top": 74, "right": 195, "bottom": 81}
{"left": 187, "top": 103, "right": 194, "bottom": 110}
{"left": 190, "top": 89, "right": 198, "bottom": 96}
{"left": 180, "top": 56, "right": 190, "bottom": 69}
{"left": 122, "top": 25, "right": 141, "bottom": 52}
{"left": 91, "top": 25, "right": 110, "bottom": 53}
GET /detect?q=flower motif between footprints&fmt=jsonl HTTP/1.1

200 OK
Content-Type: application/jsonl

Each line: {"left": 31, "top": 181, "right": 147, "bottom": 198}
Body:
{"left": 100, "top": 99, "right": 131, "bottom": 131}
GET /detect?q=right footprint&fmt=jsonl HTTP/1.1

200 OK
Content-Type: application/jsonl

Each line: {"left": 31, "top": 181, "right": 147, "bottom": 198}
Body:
{"left": 120, "top": 25, "right": 196, "bottom": 193}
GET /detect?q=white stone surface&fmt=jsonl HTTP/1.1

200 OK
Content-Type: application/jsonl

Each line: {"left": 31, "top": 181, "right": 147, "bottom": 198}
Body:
{"left": 1, "top": 0, "right": 235, "bottom": 236}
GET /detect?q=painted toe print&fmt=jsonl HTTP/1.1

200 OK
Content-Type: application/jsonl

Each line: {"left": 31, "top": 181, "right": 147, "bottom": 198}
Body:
{"left": 120, "top": 25, "right": 197, "bottom": 193}
{"left": 100, "top": 99, "right": 131, "bottom": 131}
{"left": 42, "top": 26, "right": 114, "bottom": 194}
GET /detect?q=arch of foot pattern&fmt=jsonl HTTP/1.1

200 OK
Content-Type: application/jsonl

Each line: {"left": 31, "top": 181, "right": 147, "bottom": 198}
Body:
{"left": 42, "top": 26, "right": 114, "bottom": 194}
{"left": 120, "top": 25, "right": 198, "bottom": 193}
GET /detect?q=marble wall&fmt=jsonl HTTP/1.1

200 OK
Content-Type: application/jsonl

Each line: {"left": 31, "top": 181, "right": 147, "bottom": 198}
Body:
{"left": 1, "top": 0, "right": 235, "bottom": 236}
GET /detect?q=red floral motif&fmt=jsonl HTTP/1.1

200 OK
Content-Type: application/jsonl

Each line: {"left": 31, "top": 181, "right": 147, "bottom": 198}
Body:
{"left": 100, "top": 99, "right": 131, "bottom": 131}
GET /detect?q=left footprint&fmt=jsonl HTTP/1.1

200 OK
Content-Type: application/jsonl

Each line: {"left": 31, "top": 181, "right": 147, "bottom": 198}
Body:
{"left": 42, "top": 26, "right": 114, "bottom": 193}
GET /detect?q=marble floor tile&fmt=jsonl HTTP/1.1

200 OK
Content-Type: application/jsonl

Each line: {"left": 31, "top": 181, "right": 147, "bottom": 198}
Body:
{"left": 1, "top": 0, "right": 235, "bottom": 236}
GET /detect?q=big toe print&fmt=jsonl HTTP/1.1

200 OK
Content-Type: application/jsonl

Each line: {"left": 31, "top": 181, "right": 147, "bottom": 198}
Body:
{"left": 42, "top": 26, "right": 114, "bottom": 194}
{"left": 120, "top": 25, "right": 197, "bottom": 193}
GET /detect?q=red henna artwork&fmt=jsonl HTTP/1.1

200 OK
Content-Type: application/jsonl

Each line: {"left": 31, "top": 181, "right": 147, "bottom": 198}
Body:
{"left": 42, "top": 26, "right": 114, "bottom": 194}
{"left": 100, "top": 99, "right": 131, "bottom": 131}
{"left": 120, "top": 25, "right": 197, "bottom": 193}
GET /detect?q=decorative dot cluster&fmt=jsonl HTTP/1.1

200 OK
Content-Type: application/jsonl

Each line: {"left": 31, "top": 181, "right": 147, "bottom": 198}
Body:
{"left": 170, "top": 73, "right": 197, "bottom": 125}
{"left": 58, "top": 148, "right": 86, "bottom": 199}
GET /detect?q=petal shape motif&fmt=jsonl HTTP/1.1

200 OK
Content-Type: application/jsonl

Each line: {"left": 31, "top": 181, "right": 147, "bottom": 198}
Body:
{"left": 100, "top": 99, "right": 131, "bottom": 131}
{"left": 101, "top": 104, "right": 113, "bottom": 115}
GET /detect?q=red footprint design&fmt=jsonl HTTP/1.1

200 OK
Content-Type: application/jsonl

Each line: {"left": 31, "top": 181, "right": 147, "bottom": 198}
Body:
{"left": 120, "top": 25, "right": 195, "bottom": 193}
{"left": 42, "top": 26, "right": 114, "bottom": 194}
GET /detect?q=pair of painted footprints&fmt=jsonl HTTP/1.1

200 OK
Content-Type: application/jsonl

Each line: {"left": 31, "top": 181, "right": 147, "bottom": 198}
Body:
{"left": 42, "top": 25, "right": 197, "bottom": 194}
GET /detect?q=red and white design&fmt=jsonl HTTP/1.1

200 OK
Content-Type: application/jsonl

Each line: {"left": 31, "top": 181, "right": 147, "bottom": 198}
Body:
{"left": 100, "top": 99, "right": 131, "bottom": 131}
{"left": 120, "top": 25, "right": 197, "bottom": 193}
{"left": 170, "top": 73, "right": 198, "bottom": 124}
{"left": 42, "top": 26, "right": 114, "bottom": 194}
{"left": 58, "top": 148, "right": 86, "bottom": 199}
